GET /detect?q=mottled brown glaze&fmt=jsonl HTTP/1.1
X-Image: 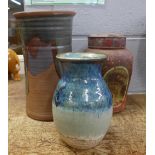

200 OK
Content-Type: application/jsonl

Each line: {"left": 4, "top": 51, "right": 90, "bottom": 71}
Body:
{"left": 26, "top": 64, "right": 59, "bottom": 121}
{"left": 14, "top": 11, "right": 75, "bottom": 121}
{"left": 86, "top": 34, "right": 133, "bottom": 113}
{"left": 88, "top": 34, "right": 126, "bottom": 49}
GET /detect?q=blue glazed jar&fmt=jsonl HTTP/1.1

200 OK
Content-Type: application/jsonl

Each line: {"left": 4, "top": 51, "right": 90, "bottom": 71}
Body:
{"left": 53, "top": 53, "right": 112, "bottom": 149}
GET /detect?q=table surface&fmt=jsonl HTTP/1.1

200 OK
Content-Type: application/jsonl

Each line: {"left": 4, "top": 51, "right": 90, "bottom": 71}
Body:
{"left": 9, "top": 77, "right": 146, "bottom": 155}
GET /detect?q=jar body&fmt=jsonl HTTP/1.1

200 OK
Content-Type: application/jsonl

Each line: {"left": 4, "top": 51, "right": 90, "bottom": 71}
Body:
{"left": 86, "top": 48, "right": 133, "bottom": 112}
{"left": 53, "top": 62, "right": 112, "bottom": 149}
{"left": 14, "top": 11, "right": 75, "bottom": 121}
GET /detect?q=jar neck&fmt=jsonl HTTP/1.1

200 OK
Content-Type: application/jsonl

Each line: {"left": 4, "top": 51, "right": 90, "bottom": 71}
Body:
{"left": 61, "top": 62, "right": 103, "bottom": 80}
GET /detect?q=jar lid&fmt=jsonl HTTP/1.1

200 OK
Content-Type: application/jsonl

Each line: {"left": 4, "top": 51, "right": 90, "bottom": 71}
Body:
{"left": 88, "top": 34, "right": 126, "bottom": 49}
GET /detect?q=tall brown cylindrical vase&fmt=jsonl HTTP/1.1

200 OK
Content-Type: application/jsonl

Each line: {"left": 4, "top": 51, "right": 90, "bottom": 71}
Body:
{"left": 86, "top": 34, "right": 133, "bottom": 113}
{"left": 14, "top": 11, "right": 76, "bottom": 121}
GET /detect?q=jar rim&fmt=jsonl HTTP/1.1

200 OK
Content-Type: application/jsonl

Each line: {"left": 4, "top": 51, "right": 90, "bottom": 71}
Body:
{"left": 56, "top": 52, "right": 107, "bottom": 62}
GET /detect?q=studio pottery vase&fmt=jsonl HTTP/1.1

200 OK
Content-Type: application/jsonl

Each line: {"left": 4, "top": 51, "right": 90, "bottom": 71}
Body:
{"left": 14, "top": 11, "right": 76, "bottom": 121}
{"left": 53, "top": 52, "right": 112, "bottom": 149}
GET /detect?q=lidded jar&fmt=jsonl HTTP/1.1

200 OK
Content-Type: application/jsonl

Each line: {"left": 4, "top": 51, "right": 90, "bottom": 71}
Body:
{"left": 86, "top": 34, "right": 133, "bottom": 113}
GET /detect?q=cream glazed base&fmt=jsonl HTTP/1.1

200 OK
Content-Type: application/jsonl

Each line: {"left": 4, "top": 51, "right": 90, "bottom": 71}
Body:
{"left": 60, "top": 132, "right": 104, "bottom": 150}
{"left": 53, "top": 103, "right": 112, "bottom": 149}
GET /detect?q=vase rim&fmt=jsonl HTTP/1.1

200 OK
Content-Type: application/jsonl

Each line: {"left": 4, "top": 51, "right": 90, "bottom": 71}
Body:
{"left": 88, "top": 33, "right": 125, "bottom": 38}
{"left": 13, "top": 11, "right": 76, "bottom": 19}
{"left": 56, "top": 52, "right": 107, "bottom": 62}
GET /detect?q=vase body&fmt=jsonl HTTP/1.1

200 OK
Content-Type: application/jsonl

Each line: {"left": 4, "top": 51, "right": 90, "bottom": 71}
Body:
{"left": 14, "top": 11, "right": 75, "bottom": 121}
{"left": 53, "top": 53, "right": 112, "bottom": 149}
{"left": 86, "top": 34, "right": 133, "bottom": 113}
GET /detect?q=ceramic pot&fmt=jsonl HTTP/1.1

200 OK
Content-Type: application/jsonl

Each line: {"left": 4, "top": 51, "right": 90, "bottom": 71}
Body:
{"left": 86, "top": 34, "right": 133, "bottom": 113}
{"left": 53, "top": 52, "right": 112, "bottom": 149}
{"left": 14, "top": 11, "right": 76, "bottom": 121}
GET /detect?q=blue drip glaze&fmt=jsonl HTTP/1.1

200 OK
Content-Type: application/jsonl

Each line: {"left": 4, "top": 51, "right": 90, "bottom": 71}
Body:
{"left": 28, "top": 46, "right": 53, "bottom": 76}
{"left": 54, "top": 62, "right": 112, "bottom": 113}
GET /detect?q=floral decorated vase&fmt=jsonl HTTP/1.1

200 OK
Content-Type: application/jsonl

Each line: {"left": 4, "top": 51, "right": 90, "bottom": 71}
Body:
{"left": 52, "top": 52, "right": 113, "bottom": 149}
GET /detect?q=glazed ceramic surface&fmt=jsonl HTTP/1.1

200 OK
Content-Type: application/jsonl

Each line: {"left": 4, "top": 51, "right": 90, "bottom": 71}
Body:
{"left": 87, "top": 34, "right": 133, "bottom": 113}
{"left": 14, "top": 11, "right": 75, "bottom": 121}
{"left": 53, "top": 53, "right": 112, "bottom": 149}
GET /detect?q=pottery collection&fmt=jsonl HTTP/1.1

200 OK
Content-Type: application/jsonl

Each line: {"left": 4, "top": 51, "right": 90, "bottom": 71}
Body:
{"left": 53, "top": 53, "right": 112, "bottom": 149}
{"left": 14, "top": 11, "right": 75, "bottom": 121}
{"left": 86, "top": 34, "right": 133, "bottom": 113}
{"left": 13, "top": 11, "right": 133, "bottom": 149}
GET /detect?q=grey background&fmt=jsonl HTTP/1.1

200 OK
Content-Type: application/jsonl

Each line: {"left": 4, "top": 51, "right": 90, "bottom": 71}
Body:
{"left": 24, "top": 0, "right": 146, "bottom": 93}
